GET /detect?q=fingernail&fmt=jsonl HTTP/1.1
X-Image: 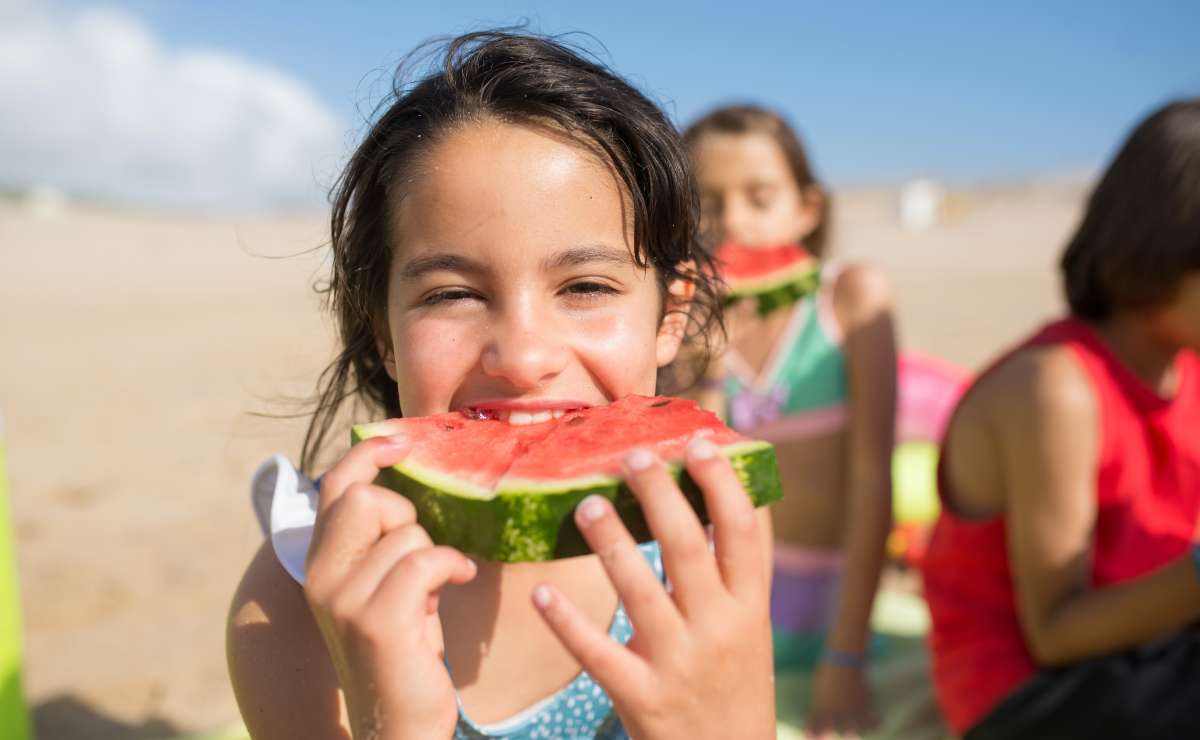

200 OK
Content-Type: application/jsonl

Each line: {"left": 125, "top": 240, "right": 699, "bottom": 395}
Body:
{"left": 624, "top": 448, "right": 654, "bottom": 471}
{"left": 687, "top": 436, "right": 718, "bottom": 461}
{"left": 384, "top": 433, "right": 408, "bottom": 448}
{"left": 532, "top": 584, "right": 553, "bottom": 609}
{"left": 576, "top": 495, "right": 608, "bottom": 524}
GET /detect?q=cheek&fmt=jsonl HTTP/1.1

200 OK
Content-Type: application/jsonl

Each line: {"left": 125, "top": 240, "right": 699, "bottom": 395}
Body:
{"left": 573, "top": 306, "right": 664, "bottom": 397}
{"left": 1182, "top": 307, "right": 1200, "bottom": 349}
{"left": 745, "top": 201, "right": 811, "bottom": 246}
{"left": 391, "top": 318, "right": 480, "bottom": 415}
{"left": 1165, "top": 282, "right": 1200, "bottom": 348}
{"left": 779, "top": 201, "right": 817, "bottom": 242}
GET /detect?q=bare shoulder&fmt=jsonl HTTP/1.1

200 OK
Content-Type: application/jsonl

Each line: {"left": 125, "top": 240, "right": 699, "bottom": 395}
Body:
{"left": 227, "top": 540, "right": 347, "bottom": 739}
{"left": 977, "top": 343, "right": 1096, "bottom": 429}
{"left": 945, "top": 342, "right": 1097, "bottom": 516}
{"left": 830, "top": 262, "right": 893, "bottom": 328}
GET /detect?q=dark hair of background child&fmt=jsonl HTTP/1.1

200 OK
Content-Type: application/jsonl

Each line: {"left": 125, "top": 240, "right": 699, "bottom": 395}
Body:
{"left": 1060, "top": 98, "right": 1200, "bottom": 321}
{"left": 301, "top": 30, "right": 725, "bottom": 474}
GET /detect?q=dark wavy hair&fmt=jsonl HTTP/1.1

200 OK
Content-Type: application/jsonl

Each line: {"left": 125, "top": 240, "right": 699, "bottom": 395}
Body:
{"left": 682, "top": 105, "right": 833, "bottom": 258}
{"left": 300, "top": 31, "right": 724, "bottom": 473}
{"left": 1061, "top": 99, "right": 1200, "bottom": 321}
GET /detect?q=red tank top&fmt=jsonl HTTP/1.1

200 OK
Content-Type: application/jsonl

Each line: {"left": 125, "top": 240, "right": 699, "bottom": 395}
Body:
{"left": 922, "top": 318, "right": 1200, "bottom": 734}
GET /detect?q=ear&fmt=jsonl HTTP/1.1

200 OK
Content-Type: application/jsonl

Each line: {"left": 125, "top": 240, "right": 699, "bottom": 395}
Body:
{"left": 795, "top": 185, "right": 825, "bottom": 242}
{"left": 656, "top": 274, "right": 697, "bottom": 368}
{"left": 375, "top": 326, "right": 398, "bottom": 381}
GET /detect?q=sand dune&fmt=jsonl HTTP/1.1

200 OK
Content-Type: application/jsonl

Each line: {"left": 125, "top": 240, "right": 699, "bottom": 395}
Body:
{"left": 0, "top": 181, "right": 1082, "bottom": 737}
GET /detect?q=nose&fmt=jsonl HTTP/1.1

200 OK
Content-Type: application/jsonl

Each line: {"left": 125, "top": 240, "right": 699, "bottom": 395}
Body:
{"left": 721, "top": 198, "right": 754, "bottom": 243}
{"left": 479, "top": 299, "right": 569, "bottom": 390}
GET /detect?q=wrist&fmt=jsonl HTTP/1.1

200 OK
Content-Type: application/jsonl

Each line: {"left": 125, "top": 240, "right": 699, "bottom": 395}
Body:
{"left": 819, "top": 645, "right": 867, "bottom": 671}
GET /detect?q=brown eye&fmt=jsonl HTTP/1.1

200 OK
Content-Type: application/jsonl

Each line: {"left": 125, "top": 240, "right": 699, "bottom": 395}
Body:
{"left": 422, "top": 289, "right": 480, "bottom": 306}
{"left": 748, "top": 185, "right": 777, "bottom": 209}
{"left": 563, "top": 281, "right": 617, "bottom": 298}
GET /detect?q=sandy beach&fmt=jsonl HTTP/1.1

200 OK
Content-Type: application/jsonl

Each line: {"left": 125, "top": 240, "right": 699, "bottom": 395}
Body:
{"left": 0, "top": 181, "right": 1081, "bottom": 738}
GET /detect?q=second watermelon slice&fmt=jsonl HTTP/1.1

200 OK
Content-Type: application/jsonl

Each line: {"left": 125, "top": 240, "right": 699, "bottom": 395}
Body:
{"left": 714, "top": 241, "right": 820, "bottom": 315}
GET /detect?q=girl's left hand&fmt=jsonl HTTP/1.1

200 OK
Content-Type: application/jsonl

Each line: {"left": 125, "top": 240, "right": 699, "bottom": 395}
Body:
{"left": 805, "top": 663, "right": 878, "bottom": 739}
{"left": 531, "top": 436, "right": 776, "bottom": 740}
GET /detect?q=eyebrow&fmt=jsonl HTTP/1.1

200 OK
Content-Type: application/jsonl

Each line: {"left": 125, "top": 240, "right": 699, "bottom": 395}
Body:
{"left": 541, "top": 244, "right": 635, "bottom": 271}
{"left": 397, "top": 252, "right": 486, "bottom": 281}
{"left": 399, "top": 244, "right": 636, "bottom": 281}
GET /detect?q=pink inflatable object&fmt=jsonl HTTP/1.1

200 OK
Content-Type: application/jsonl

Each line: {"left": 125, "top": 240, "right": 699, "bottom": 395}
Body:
{"left": 896, "top": 352, "right": 970, "bottom": 444}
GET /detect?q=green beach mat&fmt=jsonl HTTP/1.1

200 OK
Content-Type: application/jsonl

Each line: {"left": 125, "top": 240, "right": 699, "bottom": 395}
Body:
{"left": 176, "top": 722, "right": 249, "bottom": 740}
{"left": 0, "top": 419, "right": 32, "bottom": 740}
{"left": 775, "top": 588, "right": 951, "bottom": 740}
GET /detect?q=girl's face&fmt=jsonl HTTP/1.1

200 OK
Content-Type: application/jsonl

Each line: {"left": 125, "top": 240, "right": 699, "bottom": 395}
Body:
{"left": 1150, "top": 272, "right": 1200, "bottom": 352}
{"left": 380, "top": 120, "right": 688, "bottom": 420}
{"left": 693, "top": 132, "right": 822, "bottom": 248}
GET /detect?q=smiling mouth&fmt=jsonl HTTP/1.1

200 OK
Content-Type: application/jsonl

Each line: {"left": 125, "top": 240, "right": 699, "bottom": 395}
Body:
{"left": 463, "top": 403, "right": 590, "bottom": 426}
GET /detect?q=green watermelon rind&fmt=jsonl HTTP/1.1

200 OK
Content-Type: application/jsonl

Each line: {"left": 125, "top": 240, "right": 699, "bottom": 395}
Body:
{"left": 725, "top": 269, "right": 821, "bottom": 316}
{"left": 352, "top": 426, "right": 781, "bottom": 562}
{"left": 353, "top": 420, "right": 501, "bottom": 500}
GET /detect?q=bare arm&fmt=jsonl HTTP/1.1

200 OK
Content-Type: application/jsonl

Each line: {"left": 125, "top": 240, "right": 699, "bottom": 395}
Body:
{"left": 997, "top": 348, "right": 1200, "bottom": 666}
{"left": 226, "top": 541, "right": 350, "bottom": 740}
{"left": 826, "top": 264, "right": 896, "bottom": 657}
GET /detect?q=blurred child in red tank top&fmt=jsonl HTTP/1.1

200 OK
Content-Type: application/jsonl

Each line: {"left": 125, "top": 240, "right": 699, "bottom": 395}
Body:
{"left": 923, "top": 99, "right": 1200, "bottom": 740}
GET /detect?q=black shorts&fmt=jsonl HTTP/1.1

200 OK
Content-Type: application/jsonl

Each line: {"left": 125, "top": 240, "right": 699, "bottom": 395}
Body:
{"left": 966, "top": 631, "right": 1200, "bottom": 740}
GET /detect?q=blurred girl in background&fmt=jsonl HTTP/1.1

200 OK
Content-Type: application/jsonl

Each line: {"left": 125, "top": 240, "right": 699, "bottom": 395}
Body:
{"left": 685, "top": 106, "right": 897, "bottom": 737}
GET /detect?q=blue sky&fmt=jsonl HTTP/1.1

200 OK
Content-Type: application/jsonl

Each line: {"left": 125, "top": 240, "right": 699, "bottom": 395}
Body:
{"left": 2, "top": 1, "right": 1197, "bottom": 210}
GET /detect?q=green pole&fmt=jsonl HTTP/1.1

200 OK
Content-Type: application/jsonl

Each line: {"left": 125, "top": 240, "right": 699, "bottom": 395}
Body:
{"left": 0, "top": 414, "right": 32, "bottom": 740}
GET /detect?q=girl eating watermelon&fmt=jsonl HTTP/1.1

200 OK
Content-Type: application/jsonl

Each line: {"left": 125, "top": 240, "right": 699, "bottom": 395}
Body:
{"left": 226, "top": 32, "right": 777, "bottom": 740}
{"left": 684, "top": 106, "right": 900, "bottom": 736}
{"left": 922, "top": 100, "right": 1200, "bottom": 738}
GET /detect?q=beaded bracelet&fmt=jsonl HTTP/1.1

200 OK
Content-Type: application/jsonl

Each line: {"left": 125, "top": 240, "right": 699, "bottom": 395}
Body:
{"left": 820, "top": 646, "right": 867, "bottom": 671}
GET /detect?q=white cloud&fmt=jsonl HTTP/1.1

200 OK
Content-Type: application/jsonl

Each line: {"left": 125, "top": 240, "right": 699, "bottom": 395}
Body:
{"left": 0, "top": 1, "right": 345, "bottom": 211}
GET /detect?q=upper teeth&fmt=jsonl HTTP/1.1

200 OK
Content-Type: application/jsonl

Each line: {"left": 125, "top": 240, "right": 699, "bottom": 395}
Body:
{"left": 504, "top": 409, "right": 565, "bottom": 426}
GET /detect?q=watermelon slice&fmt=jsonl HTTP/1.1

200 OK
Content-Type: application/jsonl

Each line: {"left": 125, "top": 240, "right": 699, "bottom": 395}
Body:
{"left": 714, "top": 242, "right": 820, "bottom": 315}
{"left": 352, "top": 395, "right": 781, "bottom": 562}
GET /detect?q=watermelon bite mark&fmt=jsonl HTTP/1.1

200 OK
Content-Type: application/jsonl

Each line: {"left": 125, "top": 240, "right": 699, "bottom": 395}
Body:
{"left": 353, "top": 395, "right": 781, "bottom": 562}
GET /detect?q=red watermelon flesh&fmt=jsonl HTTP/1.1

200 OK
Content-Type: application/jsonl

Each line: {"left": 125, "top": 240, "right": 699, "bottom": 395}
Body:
{"left": 503, "top": 395, "right": 743, "bottom": 486}
{"left": 353, "top": 395, "right": 781, "bottom": 561}
{"left": 714, "top": 242, "right": 817, "bottom": 296}
{"left": 357, "top": 414, "right": 554, "bottom": 498}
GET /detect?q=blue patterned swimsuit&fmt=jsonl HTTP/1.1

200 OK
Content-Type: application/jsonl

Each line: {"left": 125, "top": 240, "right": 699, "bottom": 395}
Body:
{"left": 453, "top": 541, "right": 663, "bottom": 739}
{"left": 250, "top": 456, "right": 664, "bottom": 740}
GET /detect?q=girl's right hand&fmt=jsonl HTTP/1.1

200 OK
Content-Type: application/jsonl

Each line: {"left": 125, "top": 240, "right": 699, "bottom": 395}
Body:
{"left": 302, "top": 433, "right": 477, "bottom": 740}
{"left": 533, "top": 437, "right": 776, "bottom": 740}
